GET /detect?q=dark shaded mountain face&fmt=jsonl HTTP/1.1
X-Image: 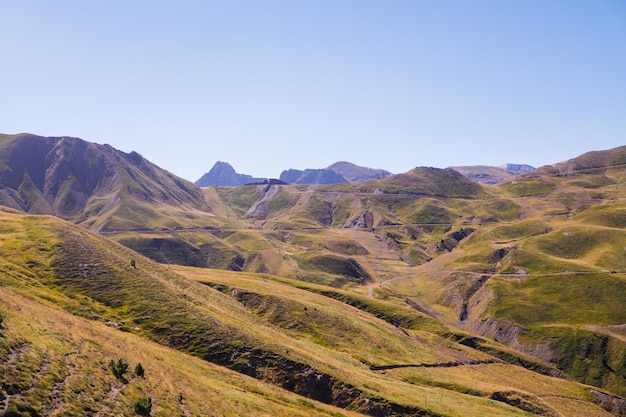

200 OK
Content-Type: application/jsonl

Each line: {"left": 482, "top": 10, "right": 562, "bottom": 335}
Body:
{"left": 279, "top": 168, "right": 347, "bottom": 184}
{"left": 0, "top": 133, "right": 208, "bottom": 221}
{"left": 196, "top": 161, "right": 267, "bottom": 186}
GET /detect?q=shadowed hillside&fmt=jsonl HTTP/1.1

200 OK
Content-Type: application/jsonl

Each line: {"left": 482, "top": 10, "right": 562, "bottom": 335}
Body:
{"left": 0, "top": 133, "right": 208, "bottom": 228}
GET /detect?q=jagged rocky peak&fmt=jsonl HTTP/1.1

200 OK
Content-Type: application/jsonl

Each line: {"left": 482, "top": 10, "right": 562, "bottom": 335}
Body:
{"left": 195, "top": 161, "right": 267, "bottom": 186}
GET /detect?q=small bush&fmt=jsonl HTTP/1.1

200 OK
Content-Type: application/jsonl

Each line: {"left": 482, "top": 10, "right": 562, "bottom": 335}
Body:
{"left": 134, "top": 362, "right": 145, "bottom": 378}
{"left": 133, "top": 397, "right": 152, "bottom": 416}
{"left": 109, "top": 358, "right": 129, "bottom": 381}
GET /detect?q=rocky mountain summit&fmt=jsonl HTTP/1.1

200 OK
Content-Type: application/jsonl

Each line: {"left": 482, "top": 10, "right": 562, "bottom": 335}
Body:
{"left": 195, "top": 161, "right": 268, "bottom": 186}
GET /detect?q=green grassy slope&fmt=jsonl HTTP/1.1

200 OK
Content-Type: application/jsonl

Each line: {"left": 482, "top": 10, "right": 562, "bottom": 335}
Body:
{"left": 0, "top": 208, "right": 618, "bottom": 416}
{"left": 384, "top": 162, "right": 626, "bottom": 399}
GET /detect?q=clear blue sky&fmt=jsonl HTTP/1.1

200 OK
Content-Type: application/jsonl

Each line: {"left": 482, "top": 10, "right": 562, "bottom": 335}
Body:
{"left": 2, "top": 1, "right": 625, "bottom": 181}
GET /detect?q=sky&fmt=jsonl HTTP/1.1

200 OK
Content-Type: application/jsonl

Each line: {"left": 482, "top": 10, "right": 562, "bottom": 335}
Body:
{"left": 1, "top": 1, "right": 625, "bottom": 181}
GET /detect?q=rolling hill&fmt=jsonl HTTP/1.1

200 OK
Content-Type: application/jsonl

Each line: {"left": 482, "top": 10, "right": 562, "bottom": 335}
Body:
{"left": 0, "top": 207, "right": 622, "bottom": 416}
{"left": 1, "top": 133, "right": 626, "bottom": 415}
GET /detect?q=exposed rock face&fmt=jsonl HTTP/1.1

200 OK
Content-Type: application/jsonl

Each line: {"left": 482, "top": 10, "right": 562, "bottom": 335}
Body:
{"left": 0, "top": 134, "right": 207, "bottom": 221}
{"left": 246, "top": 184, "right": 281, "bottom": 219}
{"left": 196, "top": 161, "right": 267, "bottom": 186}
{"left": 279, "top": 168, "right": 347, "bottom": 184}
{"left": 505, "top": 163, "right": 536, "bottom": 174}
{"left": 343, "top": 211, "right": 374, "bottom": 229}
{"left": 590, "top": 389, "right": 626, "bottom": 416}
{"left": 437, "top": 228, "right": 475, "bottom": 252}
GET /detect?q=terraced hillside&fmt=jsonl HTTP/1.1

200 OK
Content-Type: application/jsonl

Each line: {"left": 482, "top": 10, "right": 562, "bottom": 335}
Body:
{"left": 0, "top": 207, "right": 622, "bottom": 416}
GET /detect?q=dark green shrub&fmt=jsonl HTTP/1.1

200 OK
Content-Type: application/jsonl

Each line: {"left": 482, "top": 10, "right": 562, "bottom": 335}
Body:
{"left": 134, "top": 362, "right": 145, "bottom": 378}
{"left": 133, "top": 397, "right": 152, "bottom": 416}
{"left": 109, "top": 358, "right": 129, "bottom": 380}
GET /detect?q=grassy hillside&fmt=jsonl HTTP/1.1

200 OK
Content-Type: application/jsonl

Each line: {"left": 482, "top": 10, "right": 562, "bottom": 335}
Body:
{"left": 0, "top": 208, "right": 619, "bottom": 416}
{"left": 383, "top": 161, "right": 626, "bottom": 400}
{"left": 3, "top": 137, "right": 626, "bottom": 414}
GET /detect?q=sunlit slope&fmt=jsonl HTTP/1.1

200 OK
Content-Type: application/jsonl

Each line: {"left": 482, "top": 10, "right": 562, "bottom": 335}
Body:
{"left": 0, "top": 287, "right": 363, "bottom": 417}
{"left": 0, "top": 133, "right": 261, "bottom": 270}
{"left": 384, "top": 160, "right": 626, "bottom": 399}
{"left": 174, "top": 266, "right": 618, "bottom": 417}
{"left": 202, "top": 168, "right": 495, "bottom": 284}
{"left": 0, "top": 208, "right": 617, "bottom": 416}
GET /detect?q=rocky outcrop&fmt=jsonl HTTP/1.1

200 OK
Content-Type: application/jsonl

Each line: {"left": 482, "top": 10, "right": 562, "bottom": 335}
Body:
{"left": 437, "top": 228, "right": 475, "bottom": 252}
{"left": 343, "top": 211, "right": 374, "bottom": 229}
{"left": 505, "top": 163, "right": 536, "bottom": 174}
{"left": 246, "top": 184, "right": 281, "bottom": 219}
{"left": 590, "top": 389, "right": 626, "bottom": 416}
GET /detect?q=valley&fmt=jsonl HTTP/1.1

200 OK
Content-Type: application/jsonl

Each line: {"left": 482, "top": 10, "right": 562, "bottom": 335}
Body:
{"left": 1, "top": 133, "right": 625, "bottom": 416}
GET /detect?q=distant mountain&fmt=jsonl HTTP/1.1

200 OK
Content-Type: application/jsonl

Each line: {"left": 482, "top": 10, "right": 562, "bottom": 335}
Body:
{"left": 196, "top": 161, "right": 267, "bottom": 186}
{"left": 536, "top": 145, "right": 626, "bottom": 175}
{"left": 451, "top": 163, "right": 535, "bottom": 184}
{"left": 327, "top": 161, "right": 392, "bottom": 182}
{"left": 0, "top": 133, "right": 208, "bottom": 226}
{"left": 4, "top": 132, "right": 626, "bottom": 406}
{"left": 279, "top": 168, "right": 347, "bottom": 184}
{"left": 279, "top": 162, "right": 391, "bottom": 185}
{"left": 367, "top": 166, "right": 486, "bottom": 197}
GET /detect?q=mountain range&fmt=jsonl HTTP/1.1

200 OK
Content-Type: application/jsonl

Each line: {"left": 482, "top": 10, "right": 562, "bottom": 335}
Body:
{"left": 196, "top": 161, "right": 394, "bottom": 186}
{"left": 196, "top": 160, "right": 531, "bottom": 186}
{"left": 1, "top": 132, "right": 626, "bottom": 416}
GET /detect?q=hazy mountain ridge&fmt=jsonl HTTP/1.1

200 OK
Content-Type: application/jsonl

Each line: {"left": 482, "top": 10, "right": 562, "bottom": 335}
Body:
{"left": 536, "top": 145, "right": 626, "bottom": 175}
{"left": 279, "top": 167, "right": 348, "bottom": 184}
{"left": 451, "top": 163, "right": 536, "bottom": 185}
{"left": 197, "top": 160, "right": 393, "bottom": 185}
{"left": 327, "top": 161, "right": 393, "bottom": 182}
